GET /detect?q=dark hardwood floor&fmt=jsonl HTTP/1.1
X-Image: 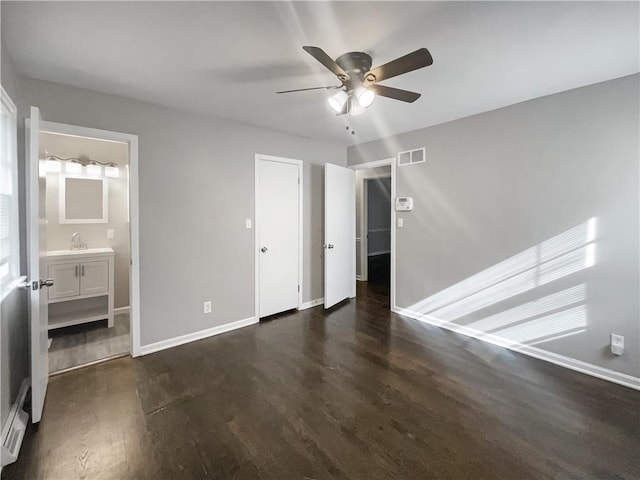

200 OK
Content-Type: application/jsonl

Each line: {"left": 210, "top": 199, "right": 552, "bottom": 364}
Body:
{"left": 4, "top": 284, "right": 639, "bottom": 479}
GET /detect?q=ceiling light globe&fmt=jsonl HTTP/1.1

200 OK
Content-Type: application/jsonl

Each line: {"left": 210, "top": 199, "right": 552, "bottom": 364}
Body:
{"left": 328, "top": 90, "right": 348, "bottom": 113}
{"left": 355, "top": 87, "right": 375, "bottom": 108}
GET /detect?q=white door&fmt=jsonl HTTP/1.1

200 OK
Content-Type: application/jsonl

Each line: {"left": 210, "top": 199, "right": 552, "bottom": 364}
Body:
{"left": 26, "top": 106, "right": 51, "bottom": 423}
{"left": 324, "top": 163, "right": 355, "bottom": 308}
{"left": 258, "top": 158, "right": 300, "bottom": 317}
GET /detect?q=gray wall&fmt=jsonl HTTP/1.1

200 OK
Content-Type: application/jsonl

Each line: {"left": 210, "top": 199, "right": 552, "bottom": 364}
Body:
{"left": 348, "top": 74, "right": 640, "bottom": 378}
{"left": 0, "top": 43, "right": 29, "bottom": 429}
{"left": 41, "top": 133, "right": 130, "bottom": 308}
{"left": 18, "top": 76, "right": 345, "bottom": 346}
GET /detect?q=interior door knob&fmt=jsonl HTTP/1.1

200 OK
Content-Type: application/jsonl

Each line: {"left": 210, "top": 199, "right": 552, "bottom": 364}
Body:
{"left": 39, "top": 278, "right": 54, "bottom": 288}
{"left": 327, "top": 244, "right": 334, "bottom": 249}
{"left": 261, "top": 247, "right": 268, "bottom": 253}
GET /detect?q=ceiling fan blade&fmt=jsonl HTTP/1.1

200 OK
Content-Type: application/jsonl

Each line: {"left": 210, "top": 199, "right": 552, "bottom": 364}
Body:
{"left": 369, "top": 84, "right": 421, "bottom": 103}
{"left": 365, "top": 48, "right": 433, "bottom": 84}
{"left": 302, "top": 46, "right": 350, "bottom": 81}
{"left": 276, "top": 85, "right": 341, "bottom": 94}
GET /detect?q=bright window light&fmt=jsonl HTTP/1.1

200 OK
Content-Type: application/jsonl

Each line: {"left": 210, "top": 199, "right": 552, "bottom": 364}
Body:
{"left": 65, "top": 161, "right": 82, "bottom": 174}
{"left": 46, "top": 159, "right": 61, "bottom": 173}
{"left": 355, "top": 87, "right": 375, "bottom": 107}
{"left": 86, "top": 163, "right": 102, "bottom": 177}
{"left": 328, "top": 90, "right": 348, "bottom": 113}
{"left": 105, "top": 165, "right": 119, "bottom": 178}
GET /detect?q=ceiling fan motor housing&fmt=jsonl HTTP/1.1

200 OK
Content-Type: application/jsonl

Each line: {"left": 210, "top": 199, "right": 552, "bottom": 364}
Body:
{"left": 335, "top": 52, "right": 373, "bottom": 89}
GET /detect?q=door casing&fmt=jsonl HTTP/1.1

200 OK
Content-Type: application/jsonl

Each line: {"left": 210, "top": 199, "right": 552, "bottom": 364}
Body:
{"left": 27, "top": 118, "right": 142, "bottom": 358}
{"left": 350, "top": 158, "right": 396, "bottom": 311}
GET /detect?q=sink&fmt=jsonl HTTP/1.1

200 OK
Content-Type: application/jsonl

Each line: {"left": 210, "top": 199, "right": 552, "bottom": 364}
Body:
{"left": 47, "top": 247, "right": 114, "bottom": 257}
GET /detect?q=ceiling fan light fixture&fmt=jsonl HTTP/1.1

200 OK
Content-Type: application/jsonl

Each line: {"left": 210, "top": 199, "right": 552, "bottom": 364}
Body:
{"left": 350, "top": 100, "right": 366, "bottom": 117}
{"left": 355, "top": 87, "right": 375, "bottom": 108}
{"left": 328, "top": 90, "right": 348, "bottom": 113}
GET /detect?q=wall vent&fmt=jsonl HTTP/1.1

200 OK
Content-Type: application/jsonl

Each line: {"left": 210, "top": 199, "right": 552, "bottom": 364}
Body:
{"left": 397, "top": 148, "right": 425, "bottom": 166}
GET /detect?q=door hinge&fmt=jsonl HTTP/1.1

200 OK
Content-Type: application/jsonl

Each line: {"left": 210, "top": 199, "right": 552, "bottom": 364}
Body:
{"left": 298, "top": 284, "right": 300, "bottom": 292}
{"left": 298, "top": 176, "right": 300, "bottom": 185}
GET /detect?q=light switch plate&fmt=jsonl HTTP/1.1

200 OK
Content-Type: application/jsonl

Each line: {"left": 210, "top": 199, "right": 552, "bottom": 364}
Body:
{"left": 245, "top": 219, "right": 252, "bottom": 229}
{"left": 397, "top": 218, "right": 404, "bottom": 228}
{"left": 106, "top": 229, "right": 115, "bottom": 239}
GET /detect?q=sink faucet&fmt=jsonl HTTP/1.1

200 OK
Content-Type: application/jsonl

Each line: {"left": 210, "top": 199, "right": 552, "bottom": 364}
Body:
{"left": 71, "top": 232, "right": 83, "bottom": 250}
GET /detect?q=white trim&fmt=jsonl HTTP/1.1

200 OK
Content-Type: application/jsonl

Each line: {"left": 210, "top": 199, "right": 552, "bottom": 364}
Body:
{"left": 114, "top": 306, "right": 130, "bottom": 315}
{"left": 356, "top": 275, "right": 363, "bottom": 281}
{"left": 299, "top": 298, "right": 324, "bottom": 310}
{"left": 349, "top": 158, "right": 396, "bottom": 309}
{"left": 1, "top": 379, "right": 29, "bottom": 468}
{"left": 0, "top": 86, "right": 20, "bottom": 298}
{"left": 58, "top": 173, "right": 108, "bottom": 224}
{"left": 254, "top": 154, "right": 304, "bottom": 318}
{"left": 395, "top": 307, "right": 640, "bottom": 391}
{"left": 37, "top": 120, "right": 141, "bottom": 357}
{"left": 139, "top": 316, "right": 258, "bottom": 356}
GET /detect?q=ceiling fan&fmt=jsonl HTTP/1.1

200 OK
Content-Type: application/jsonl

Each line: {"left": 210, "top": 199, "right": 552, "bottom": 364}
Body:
{"left": 277, "top": 46, "right": 433, "bottom": 116}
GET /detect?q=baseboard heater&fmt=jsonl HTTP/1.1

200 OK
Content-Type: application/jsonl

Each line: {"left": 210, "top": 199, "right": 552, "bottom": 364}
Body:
{"left": 1, "top": 380, "right": 29, "bottom": 468}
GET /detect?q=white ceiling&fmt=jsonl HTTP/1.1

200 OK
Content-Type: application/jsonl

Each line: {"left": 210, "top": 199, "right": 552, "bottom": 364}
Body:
{"left": 3, "top": 1, "right": 639, "bottom": 145}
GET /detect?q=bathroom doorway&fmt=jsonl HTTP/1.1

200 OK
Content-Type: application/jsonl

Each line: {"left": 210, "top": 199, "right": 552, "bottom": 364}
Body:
{"left": 38, "top": 128, "right": 136, "bottom": 374}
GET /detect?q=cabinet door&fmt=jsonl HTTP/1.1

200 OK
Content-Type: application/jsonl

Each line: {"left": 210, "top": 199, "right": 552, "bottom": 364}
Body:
{"left": 80, "top": 260, "right": 109, "bottom": 295}
{"left": 47, "top": 263, "right": 80, "bottom": 300}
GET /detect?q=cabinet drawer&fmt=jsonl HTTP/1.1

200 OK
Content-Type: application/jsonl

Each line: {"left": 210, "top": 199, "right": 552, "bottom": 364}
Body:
{"left": 80, "top": 260, "right": 109, "bottom": 295}
{"left": 48, "top": 263, "right": 80, "bottom": 300}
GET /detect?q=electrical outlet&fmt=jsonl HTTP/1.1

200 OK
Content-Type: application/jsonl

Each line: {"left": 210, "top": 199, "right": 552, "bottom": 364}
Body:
{"left": 611, "top": 334, "right": 624, "bottom": 356}
{"left": 106, "top": 229, "right": 115, "bottom": 239}
{"left": 246, "top": 219, "right": 252, "bottom": 229}
{"left": 203, "top": 301, "right": 212, "bottom": 314}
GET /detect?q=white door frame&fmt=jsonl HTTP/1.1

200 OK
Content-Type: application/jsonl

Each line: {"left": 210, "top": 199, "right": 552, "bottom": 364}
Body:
{"left": 34, "top": 120, "right": 142, "bottom": 357}
{"left": 349, "top": 158, "right": 396, "bottom": 311}
{"left": 254, "top": 154, "right": 303, "bottom": 317}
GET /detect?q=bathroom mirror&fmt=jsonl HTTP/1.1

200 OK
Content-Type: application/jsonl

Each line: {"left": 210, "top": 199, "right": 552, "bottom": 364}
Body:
{"left": 59, "top": 174, "right": 108, "bottom": 223}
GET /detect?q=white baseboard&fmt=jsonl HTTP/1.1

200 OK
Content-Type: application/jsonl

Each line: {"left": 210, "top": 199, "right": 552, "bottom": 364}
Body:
{"left": 394, "top": 306, "right": 640, "bottom": 391}
{"left": 1, "top": 379, "right": 29, "bottom": 468}
{"left": 356, "top": 275, "right": 363, "bottom": 281}
{"left": 299, "top": 298, "right": 324, "bottom": 310}
{"left": 139, "top": 316, "right": 258, "bottom": 356}
{"left": 114, "top": 306, "right": 130, "bottom": 315}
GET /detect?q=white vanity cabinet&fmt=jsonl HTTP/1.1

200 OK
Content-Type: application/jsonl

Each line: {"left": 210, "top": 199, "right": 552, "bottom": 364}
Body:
{"left": 46, "top": 248, "right": 114, "bottom": 330}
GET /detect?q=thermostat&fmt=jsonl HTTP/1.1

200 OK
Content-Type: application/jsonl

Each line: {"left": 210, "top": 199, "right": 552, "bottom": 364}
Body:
{"left": 395, "top": 197, "right": 413, "bottom": 211}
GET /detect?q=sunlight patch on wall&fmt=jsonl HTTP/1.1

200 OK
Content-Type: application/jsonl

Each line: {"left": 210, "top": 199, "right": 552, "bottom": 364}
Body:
{"left": 467, "top": 284, "right": 586, "bottom": 332}
{"left": 496, "top": 305, "right": 587, "bottom": 345}
{"left": 407, "top": 218, "right": 597, "bottom": 324}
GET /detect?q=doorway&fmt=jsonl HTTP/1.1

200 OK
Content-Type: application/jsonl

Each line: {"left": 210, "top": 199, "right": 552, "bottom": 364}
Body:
{"left": 40, "top": 131, "right": 131, "bottom": 374}
{"left": 255, "top": 154, "right": 303, "bottom": 318}
{"left": 364, "top": 176, "right": 392, "bottom": 295}
{"left": 351, "top": 158, "right": 396, "bottom": 308}
{"left": 26, "top": 108, "right": 141, "bottom": 423}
